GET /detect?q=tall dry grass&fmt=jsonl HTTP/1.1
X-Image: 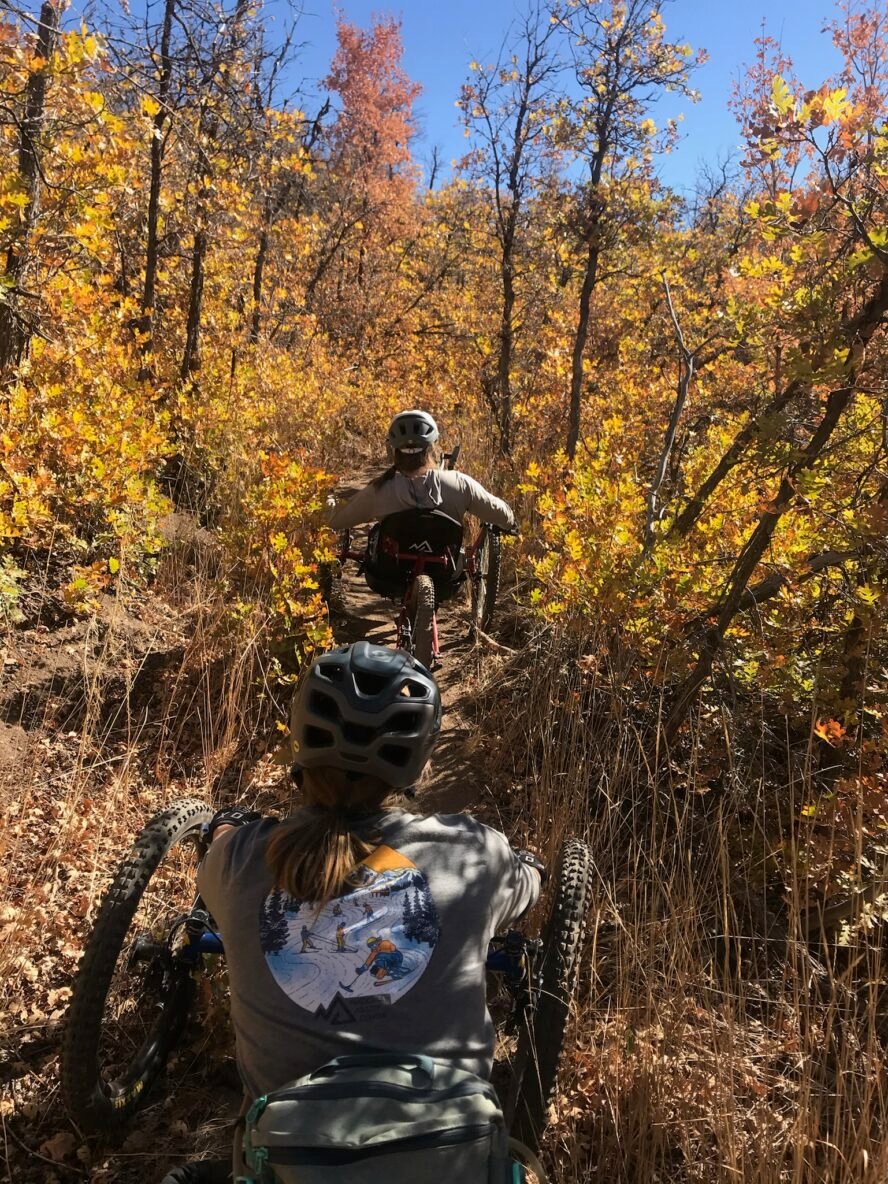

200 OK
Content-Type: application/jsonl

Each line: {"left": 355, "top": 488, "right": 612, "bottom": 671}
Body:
{"left": 471, "top": 629, "right": 888, "bottom": 1184}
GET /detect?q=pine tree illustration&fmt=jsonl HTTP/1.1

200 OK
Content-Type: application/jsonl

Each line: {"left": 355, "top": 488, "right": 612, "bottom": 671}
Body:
{"left": 421, "top": 885, "right": 441, "bottom": 946}
{"left": 402, "top": 889, "right": 416, "bottom": 941}
{"left": 411, "top": 885, "right": 441, "bottom": 947}
{"left": 260, "top": 888, "right": 289, "bottom": 954}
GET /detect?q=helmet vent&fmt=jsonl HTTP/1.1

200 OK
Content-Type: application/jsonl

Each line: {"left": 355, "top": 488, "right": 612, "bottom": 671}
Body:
{"left": 304, "top": 725, "right": 334, "bottom": 748}
{"left": 379, "top": 742, "right": 410, "bottom": 767}
{"left": 353, "top": 670, "right": 389, "bottom": 697}
{"left": 400, "top": 679, "right": 429, "bottom": 699}
{"left": 387, "top": 709, "right": 421, "bottom": 734}
{"left": 309, "top": 690, "right": 339, "bottom": 720}
{"left": 316, "top": 663, "right": 344, "bottom": 683}
{"left": 343, "top": 720, "right": 375, "bottom": 745}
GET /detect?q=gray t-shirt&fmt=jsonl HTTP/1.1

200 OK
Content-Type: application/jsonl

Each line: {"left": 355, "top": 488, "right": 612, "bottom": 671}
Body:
{"left": 198, "top": 810, "right": 539, "bottom": 1099}
{"left": 329, "top": 470, "right": 515, "bottom": 531}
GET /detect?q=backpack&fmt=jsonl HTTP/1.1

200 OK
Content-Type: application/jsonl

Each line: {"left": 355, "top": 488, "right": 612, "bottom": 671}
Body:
{"left": 238, "top": 1052, "right": 520, "bottom": 1184}
{"left": 364, "top": 510, "right": 466, "bottom": 602}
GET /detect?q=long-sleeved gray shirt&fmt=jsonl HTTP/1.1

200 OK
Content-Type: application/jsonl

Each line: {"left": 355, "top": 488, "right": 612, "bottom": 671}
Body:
{"left": 328, "top": 470, "right": 515, "bottom": 531}
{"left": 197, "top": 810, "right": 539, "bottom": 1098}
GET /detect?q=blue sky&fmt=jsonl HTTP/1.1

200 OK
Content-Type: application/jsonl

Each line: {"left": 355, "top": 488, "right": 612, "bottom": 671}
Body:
{"left": 277, "top": 0, "right": 843, "bottom": 192}
{"left": 67, "top": 0, "right": 846, "bottom": 191}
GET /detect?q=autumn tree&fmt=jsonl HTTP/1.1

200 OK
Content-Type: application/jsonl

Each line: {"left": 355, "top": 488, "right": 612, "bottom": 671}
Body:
{"left": 305, "top": 16, "right": 421, "bottom": 345}
{"left": 551, "top": 0, "right": 702, "bottom": 458}
{"left": 458, "top": 4, "right": 561, "bottom": 455}
{"left": 0, "top": 1, "right": 61, "bottom": 374}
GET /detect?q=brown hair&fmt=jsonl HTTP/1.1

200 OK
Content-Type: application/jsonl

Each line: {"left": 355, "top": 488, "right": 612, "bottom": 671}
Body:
{"left": 265, "top": 767, "right": 395, "bottom": 902}
{"left": 372, "top": 445, "right": 436, "bottom": 488}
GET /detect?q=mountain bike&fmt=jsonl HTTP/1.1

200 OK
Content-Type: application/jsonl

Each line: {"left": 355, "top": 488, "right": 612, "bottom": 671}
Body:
{"left": 336, "top": 513, "right": 508, "bottom": 668}
{"left": 61, "top": 800, "right": 592, "bottom": 1156}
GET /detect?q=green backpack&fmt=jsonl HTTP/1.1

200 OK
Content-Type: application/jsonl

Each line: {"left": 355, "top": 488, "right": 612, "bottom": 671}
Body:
{"left": 238, "top": 1052, "right": 522, "bottom": 1184}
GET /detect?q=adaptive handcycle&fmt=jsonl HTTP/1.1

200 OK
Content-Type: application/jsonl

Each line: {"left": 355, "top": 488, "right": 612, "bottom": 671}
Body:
{"left": 61, "top": 801, "right": 592, "bottom": 1158}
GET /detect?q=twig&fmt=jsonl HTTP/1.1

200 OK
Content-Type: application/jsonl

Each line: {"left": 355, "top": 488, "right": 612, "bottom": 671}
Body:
{"left": 472, "top": 628, "right": 516, "bottom": 654}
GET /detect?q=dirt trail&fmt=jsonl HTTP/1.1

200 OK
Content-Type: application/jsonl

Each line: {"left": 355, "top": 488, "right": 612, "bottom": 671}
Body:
{"left": 331, "top": 520, "right": 488, "bottom": 815}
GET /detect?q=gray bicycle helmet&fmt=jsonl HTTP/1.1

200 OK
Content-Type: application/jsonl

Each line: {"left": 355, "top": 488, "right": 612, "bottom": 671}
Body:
{"left": 386, "top": 409, "right": 439, "bottom": 454}
{"left": 289, "top": 641, "right": 441, "bottom": 788}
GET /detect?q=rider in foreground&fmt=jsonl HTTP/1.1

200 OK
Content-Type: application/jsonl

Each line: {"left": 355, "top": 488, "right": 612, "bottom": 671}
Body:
{"left": 162, "top": 641, "right": 542, "bottom": 1182}
{"left": 328, "top": 409, "right": 516, "bottom": 531}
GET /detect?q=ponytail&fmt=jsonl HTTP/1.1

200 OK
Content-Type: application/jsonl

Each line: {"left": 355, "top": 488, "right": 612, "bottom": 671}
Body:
{"left": 265, "top": 768, "right": 394, "bottom": 903}
{"left": 372, "top": 444, "right": 436, "bottom": 488}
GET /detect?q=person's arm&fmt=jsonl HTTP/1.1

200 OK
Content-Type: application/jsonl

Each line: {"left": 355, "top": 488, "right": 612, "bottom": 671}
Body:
{"left": 196, "top": 807, "right": 263, "bottom": 911}
{"left": 486, "top": 827, "right": 542, "bottom": 930}
{"left": 457, "top": 473, "right": 515, "bottom": 529}
{"left": 328, "top": 482, "right": 382, "bottom": 529}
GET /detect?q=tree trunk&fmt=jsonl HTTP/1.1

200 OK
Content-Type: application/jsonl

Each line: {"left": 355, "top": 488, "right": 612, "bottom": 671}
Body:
{"left": 180, "top": 225, "right": 207, "bottom": 380}
{"left": 566, "top": 237, "right": 600, "bottom": 460}
{"left": 249, "top": 223, "right": 269, "bottom": 345}
{"left": 0, "top": 0, "right": 61, "bottom": 375}
{"left": 496, "top": 251, "right": 515, "bottom": 455}
{"left": 138, "top": 0, "right": 175, "bottom": 378}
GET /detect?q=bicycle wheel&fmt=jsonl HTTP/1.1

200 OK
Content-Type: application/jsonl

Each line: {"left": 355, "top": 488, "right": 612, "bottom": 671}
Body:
{"left": 509, "top": 838, "right": 593, "bottom": 1151}
{"left": 471, "top": 530, "right": 501, "bottom": 633}
{"left": 408, "top": 574, "right": 436, "bottom": 668}
{"left": 61, "top": 799, "right": 213, "bottom": 1134}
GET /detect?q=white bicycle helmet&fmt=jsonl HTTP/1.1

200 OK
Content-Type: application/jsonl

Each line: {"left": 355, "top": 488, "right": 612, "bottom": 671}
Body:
{"left": 289, "top": 642, "right": 441, "bottom": 788}
{"left": 386, "top": 410, "right": 439, "bottom": 456}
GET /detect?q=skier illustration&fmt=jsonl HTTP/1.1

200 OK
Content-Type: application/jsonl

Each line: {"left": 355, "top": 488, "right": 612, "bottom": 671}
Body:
{"left": 300, "top": 925, "right": 317, "bottom": 953}
{"left": 361, "top": 901, "right": 374, "bottom": 921}
{"left": 332, "top": 902, "right": 343, "bottom": 917}
{"left": 355, "top": 934, "right": 407, "bottom": 984}
{"left": 335, "top": 922, "right": 348, "bottom": 952}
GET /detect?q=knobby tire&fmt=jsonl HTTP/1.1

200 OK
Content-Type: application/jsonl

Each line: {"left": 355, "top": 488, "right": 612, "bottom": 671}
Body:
{"left": 510, "top": 837, "right": 593, "bottom": 1152}
{"left": 409, "top": 574, "right": 436, "bottom": 668}
{"left": 61, "top": 798, "right": 213, "bottom": 1134}
{"left": 471, "top": 531, "right": 501, "bottom": 634}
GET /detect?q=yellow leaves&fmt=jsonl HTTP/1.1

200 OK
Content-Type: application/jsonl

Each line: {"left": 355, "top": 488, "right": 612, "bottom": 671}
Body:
{"left": 770, "top": 74, "right": 794, "bottom": 117}
{"left": 822, "top": 87, "right": 849, "bottom": 126}
{"left": 141, "top": 95, "right": 161, "bottom": 118}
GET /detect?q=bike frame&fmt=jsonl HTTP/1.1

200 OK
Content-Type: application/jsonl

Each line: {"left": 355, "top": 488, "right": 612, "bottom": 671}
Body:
{"left": 338, "top": 525, "right": 492, "bottom": 660}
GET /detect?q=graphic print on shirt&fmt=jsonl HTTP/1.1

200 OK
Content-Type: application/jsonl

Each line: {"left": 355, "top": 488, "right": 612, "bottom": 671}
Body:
{"left": 259, "top": 844, "right": 441, "bottom": 1024}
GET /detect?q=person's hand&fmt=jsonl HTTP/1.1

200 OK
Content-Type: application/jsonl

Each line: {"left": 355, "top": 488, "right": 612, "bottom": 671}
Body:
{"left": 515, "top": 848, "right": 547, "bottom": 883}
{"left": 202, "top": 807, "right": 263, "bottom": 844}
{"left": 355, "top": 965, "right": 366, "bottom": 976}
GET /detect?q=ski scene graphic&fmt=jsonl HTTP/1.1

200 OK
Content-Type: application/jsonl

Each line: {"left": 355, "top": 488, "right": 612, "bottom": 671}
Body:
{"left": 259, "top": 844, "right": 441, "bottom": 1023}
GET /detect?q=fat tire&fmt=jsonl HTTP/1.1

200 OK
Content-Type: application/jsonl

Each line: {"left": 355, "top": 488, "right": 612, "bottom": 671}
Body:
{"left": 409, "top": 575, "right": 436, "bottom": 668}
{"left": 471, "top": 531, "right": 501, "bottom": 633}
{"left": 61, "top": 798, "right": 213, "bottom": 1134}
{"left": 510, "top": 837, "right": 593, "bottom": 1151}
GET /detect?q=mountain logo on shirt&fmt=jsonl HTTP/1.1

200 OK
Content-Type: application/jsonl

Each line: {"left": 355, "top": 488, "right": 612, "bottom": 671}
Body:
{"left": 407, "top": 540, "right": 435, "bottom": 553}
{"left": 259, "top": 845, "right": 441, "bottom": 1022}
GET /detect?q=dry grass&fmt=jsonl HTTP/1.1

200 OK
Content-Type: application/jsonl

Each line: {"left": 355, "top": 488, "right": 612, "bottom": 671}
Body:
{"left": 2, "top": 534, "right": 887, "bottom": 1182}
{"left": 468, "top": 630, "right": 888, "bottom": 1183}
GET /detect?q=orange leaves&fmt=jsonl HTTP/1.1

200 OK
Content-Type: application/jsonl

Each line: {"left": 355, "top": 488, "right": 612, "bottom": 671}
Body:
{"left": 814, "top": 719, "right": 846, "bottom": 747}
